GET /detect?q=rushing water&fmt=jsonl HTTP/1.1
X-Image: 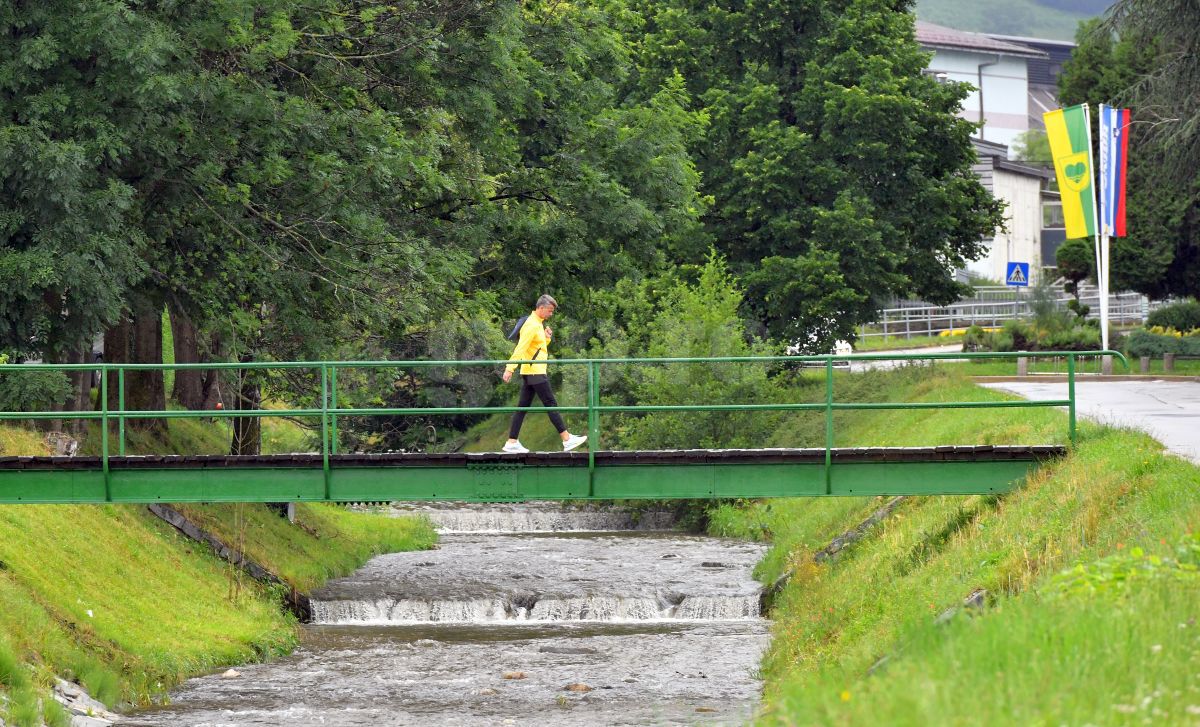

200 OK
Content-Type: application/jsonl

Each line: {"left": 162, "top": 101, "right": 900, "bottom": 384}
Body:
{"left": 125, "top": 506, "right": 770, "bottom": 726}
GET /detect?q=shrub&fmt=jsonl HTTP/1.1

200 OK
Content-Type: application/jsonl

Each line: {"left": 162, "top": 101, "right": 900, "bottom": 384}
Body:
{"left": 1146, "top": 299, "right": 1200, "bottom": 332}
{"left": 962, "top": 321, "right": 1100, "bottom": 352}
{"left": 1044, "top": 326, "right": 1101, "bottom": 351}
{"left": 1126, "top": 328, "right": 1200, "bottom": 357}
{"left": 0, "top": 368, "right": 72, "bottom": 412}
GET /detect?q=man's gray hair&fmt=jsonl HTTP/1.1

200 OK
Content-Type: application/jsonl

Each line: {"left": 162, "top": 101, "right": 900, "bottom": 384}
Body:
{"left": 536, "top": 294, "right": 558, "bottom": 309}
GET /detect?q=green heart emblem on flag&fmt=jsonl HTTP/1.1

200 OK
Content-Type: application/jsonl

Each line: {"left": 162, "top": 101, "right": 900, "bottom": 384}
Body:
{"left": 1065, "top": 162, "right": 1087, "bottom": 184}
{"left": 1056, "top": 151, "right": 1091, "bottom": 193}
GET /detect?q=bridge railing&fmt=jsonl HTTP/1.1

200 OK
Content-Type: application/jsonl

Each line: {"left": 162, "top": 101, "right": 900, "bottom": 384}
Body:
{"left": 1, "top": 350, "right": 1127, "bottom": 499}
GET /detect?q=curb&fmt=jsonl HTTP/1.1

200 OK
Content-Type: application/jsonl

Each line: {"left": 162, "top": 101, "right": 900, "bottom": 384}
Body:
{"left": 973, "top": 375, "right": 1200, "bottom": 383}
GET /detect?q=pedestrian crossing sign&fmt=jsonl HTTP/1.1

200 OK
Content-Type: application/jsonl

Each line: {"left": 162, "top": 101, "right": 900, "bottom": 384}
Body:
{"left": 1005, "top": 262, "right": 1030, "bottom": 287}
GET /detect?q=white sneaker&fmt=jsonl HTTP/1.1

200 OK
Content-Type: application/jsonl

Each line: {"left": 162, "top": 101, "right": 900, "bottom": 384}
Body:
{"left": 502, "top": 440, "right": 529, "bottom": 454}
{"left": 562, "top": 434, "right": 587, "bottom": 452}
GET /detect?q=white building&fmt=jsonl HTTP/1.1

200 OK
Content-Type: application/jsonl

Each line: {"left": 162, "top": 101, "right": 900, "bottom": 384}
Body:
{"left": 968, "top": 139, "right": 1054, "bottom": 284}
{"left": 916, "top": 21, "right": 1048, "bottom": 152}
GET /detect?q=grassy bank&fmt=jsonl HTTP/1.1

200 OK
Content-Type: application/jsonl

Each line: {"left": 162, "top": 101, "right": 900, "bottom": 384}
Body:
{"left": 706, "top": 366, "right": 1200, "bottom": 724}
{"left": 0, "top": 423, "right": 435, "bottom": 725}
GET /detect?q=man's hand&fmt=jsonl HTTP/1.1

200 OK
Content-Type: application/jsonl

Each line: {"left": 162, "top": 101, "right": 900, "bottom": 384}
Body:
{"left": 544, "top": 326, "right": 552, "bottom": 339}
{"left": 502, "top": 370, "right": 513, "bottom": 383}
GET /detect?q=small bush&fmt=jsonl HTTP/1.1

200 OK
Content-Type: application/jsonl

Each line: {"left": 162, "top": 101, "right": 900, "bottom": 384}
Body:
{"left": 42, "top": 696, "right": 70, "bottom": 727}
{"left": 1146, "top": 299, "right": 1200, "bottom": 332}
{"left": 5, "top": 685, "right": 42, "bottom": 727}
{"left": 963, "top": 320, "right": 1100, "bottom": 352}
{"left": 0, "top": 641, "right": 30, "bottom": 690}
{"left": 1126, "top": 328, "right": 1200, "bottom": 357}
{"left": 1044, "top": 326, "right": 1101, "bottom": 351}
{"left": 0, "top": 369, "right": 72, "bottom": 412}
{"left": 77, "top": 661, "right": 120, "bottom": 706}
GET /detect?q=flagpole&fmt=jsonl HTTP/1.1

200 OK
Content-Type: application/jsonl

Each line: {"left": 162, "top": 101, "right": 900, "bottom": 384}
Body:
{"left": 1089, "top": 104, "right": 1109, "bottom": 351}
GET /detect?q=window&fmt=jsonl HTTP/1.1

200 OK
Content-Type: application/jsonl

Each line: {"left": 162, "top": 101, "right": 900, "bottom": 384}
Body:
{"left": 1042, "top": 202, "right": 1065, "bottom": 229}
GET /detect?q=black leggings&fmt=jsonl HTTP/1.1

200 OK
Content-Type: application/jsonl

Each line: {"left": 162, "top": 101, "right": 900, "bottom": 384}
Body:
{"left": 508, "top": 374, "right": 566, "bottom": 438}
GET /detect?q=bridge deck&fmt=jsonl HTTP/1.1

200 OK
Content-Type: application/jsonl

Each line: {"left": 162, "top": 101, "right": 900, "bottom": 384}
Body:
{"left": 0, "top": 446, "right": 1063, "bottom": 503}
{"left": 0, "top": 445, "right": 1063, "bottom": 469}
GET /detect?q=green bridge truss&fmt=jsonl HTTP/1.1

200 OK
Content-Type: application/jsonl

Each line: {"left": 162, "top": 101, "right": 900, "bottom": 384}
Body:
{"left": 0, "top": 351, "right": 1124, "bottom": 504}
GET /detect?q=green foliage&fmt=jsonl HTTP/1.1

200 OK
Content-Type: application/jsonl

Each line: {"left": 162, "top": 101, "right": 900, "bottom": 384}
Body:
{"left": 1012, "top": 128, "right": 1052, "bottom": 163}
{"left": 0, "top": 3, "right": 150, "bottom": 358}
{"left": 964, "top": 319, "right": 1100, "bottom": 352}
{"left": 42, "top": 694, "right": 69, "bottom": 727}
{"left": 1102, "top": 0, "right": 1200, "bottom": 184}
{"left": 0, "top": 368, "right": 71, "bottom": 412}
{"left": 592, "top": 254, "right": 785, "bottom": 450}
{"left": 1062, "top": 18, "right": 1200, "bottom": 300}
{"left": 0, "top": 638, "right": 27, "bottom": 690}
{"left": 626, "top": 0, "right": 1003, "bottom": 349}
{"left": 1125, "top": 328, "right": 1200, "bottom": 357}
{"left": 1146, "top": 299, "right": 1200, "bottom": 331}
{"left": 5, "top": 686, "right": 42, "bottom": 727}
{"left": 1055, "top": 237, "right": 1094, "bottom": 306}
{"left": 713, "top": 365, "right": 1200, "bottom": 725}
{"left": 1042, "top": 535, "right": 1200, "bottom": 600}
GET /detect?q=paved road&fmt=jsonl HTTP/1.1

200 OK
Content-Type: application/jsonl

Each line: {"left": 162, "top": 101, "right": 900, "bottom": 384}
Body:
{"left": 848, "top": 344, "right": 964, "bottom": 372}
{"left": 981, "top": 380, "right": 1200, "bottom": 463}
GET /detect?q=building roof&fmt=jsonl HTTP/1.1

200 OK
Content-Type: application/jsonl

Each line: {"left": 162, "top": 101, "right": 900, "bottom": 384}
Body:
{"left": 915, "top": 21, "right": 1049, "bottom": 59}
{"left": 991, "top": 35, "right": 1077, "bottom": 86}
{"left": 996, "top": 159, "right": 1054, "bottom": 179}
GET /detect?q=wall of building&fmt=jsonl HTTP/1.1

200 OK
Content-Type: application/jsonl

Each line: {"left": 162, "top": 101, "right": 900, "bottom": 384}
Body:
{"left": 926, "top": 50, "right": 1030, "bottom": 151}
{"left": 968, "top": 167, "right": 1045, "bottom": 284}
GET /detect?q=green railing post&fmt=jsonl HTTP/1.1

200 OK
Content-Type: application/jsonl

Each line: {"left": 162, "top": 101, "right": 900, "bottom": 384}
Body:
{"left": 117, "top": 368, "right": 126, "bottom": 457}
{"left": 1068, "top": 353, "right": 1077, "bottom": 446}
{"left": 320, "top": 364, "right": 331, "bottom": 501}
{"left": 825, "top": 357, "right": 834, "bottom": 495}
{"left": 330, "top": 365, "right": 339, "bottom": 455}
{"left": 101, "top": 367, "right": 111, "bottom": 502}
{"left": 587, "top": 361, "right": 599, "bottom": 497}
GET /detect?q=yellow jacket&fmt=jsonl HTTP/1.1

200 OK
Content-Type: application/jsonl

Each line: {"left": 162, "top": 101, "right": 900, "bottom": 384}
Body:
{"left": 505, "top": 311, "right": 550, "bottom": 376}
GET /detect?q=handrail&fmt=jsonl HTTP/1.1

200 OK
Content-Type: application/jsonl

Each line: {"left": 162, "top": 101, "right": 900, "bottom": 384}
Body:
{"left": 1, "top": 351, "right": 1128, "bottom": 499}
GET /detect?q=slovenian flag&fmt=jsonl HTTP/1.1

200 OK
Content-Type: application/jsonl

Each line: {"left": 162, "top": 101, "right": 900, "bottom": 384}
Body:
{"left": 1043, "top": 104, "right": 1098, "bottom": 239}
{"left": 1099, "top": 104, "right": 1130, "bottom": 237}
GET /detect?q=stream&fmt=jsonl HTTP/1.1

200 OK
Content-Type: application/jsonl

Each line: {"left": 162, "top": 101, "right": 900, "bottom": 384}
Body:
{"left": 125, "top": 504, "right": 770, "bottom": 726}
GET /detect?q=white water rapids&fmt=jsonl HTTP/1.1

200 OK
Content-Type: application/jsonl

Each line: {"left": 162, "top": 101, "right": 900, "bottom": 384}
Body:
{"left": 125, "top": 504, "right": 771, "bottom": 726}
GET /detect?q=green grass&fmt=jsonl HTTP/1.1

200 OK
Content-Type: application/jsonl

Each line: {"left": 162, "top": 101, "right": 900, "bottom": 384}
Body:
{"left": 852, "top": 334, "right": 963, "bottom": 351}
{"left": 0, "top": 426, "right": 47, "bottom": 456}
{"left": 705, "top": 365, "right": 1200, "bottom": 725}
{"left": 0, "top": 422, "right": 436, "bottom": 718}
{"left": 173, "top": 502, "right": 436, "bottom": 592}
{"left": 459, "top": 405, "right": 576, "bottom": 453}
{"left": 942, "top": 356, "right": 1200, "bottom": 377}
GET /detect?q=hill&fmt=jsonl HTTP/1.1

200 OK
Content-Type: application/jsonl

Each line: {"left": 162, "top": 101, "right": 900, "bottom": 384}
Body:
{"left": 916, "top": 0, "right": 1113, "bottom": 40}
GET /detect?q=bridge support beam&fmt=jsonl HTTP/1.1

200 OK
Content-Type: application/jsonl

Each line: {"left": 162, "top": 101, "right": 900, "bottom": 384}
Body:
{"left": 0, "top": 447, "right": 1060, "bottom": 503}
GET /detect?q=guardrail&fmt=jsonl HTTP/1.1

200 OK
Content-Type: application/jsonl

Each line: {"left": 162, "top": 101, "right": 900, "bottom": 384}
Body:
{"left": 859, "top": 292, "right": 1148, "bottom": 340}
{"left": 1, "top": 350, "right": 1127, "bottom": 500}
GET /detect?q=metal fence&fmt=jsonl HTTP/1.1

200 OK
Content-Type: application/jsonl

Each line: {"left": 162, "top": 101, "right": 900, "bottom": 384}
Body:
{"left": 0, "top": 350, "right": 1128, "bottom": 501}
{"left": 859, "top": 291, "right": 1152, "bottom": 340}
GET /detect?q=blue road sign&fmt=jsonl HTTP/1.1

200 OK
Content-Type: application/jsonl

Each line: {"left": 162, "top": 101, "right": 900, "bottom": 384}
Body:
{"left": 1006, "top": 262, "right": 1030, "bottom": 287}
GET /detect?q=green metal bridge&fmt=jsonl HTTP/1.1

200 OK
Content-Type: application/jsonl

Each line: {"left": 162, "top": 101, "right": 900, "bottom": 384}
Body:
{"left": 0, "top": 351, "right": 1123, "bottom": 504}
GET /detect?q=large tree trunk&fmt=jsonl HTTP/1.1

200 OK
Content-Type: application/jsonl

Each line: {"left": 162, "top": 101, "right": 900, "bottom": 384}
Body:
{"left": 105, "top": 296, "right": 167, "bottom": 435}
{"left": 169, "top": 300, "right": 206, "bottom": 409}
{"left": 230, "top": 354, "right": 261, "bottom": 456}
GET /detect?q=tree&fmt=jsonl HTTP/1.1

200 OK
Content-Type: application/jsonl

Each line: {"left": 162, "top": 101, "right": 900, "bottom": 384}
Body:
{"left": 614, "top": 253, "right": 785, "bottom": 450}
{"left": 1012, "top": 129, "right": 1052, "bottom": 164}
{"left": 1055, "top": 237, "right": 1093, "bottom": 319}
{"left": 1102, "top": 0, "right": 1200, "bottom": 184}
{"left": 1060, "top": 18, "right": 1200, "bottom": 300}
{"left": 0, "top": 3, "right": 155, "bottom": 430}
{"left": 626, "top": 0, "right": 1004, "bottom": 350}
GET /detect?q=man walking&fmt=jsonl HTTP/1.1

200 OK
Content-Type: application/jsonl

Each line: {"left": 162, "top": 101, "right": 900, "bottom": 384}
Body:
{"left": 501, "top": 294, "right": 587, "bottom": 453}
